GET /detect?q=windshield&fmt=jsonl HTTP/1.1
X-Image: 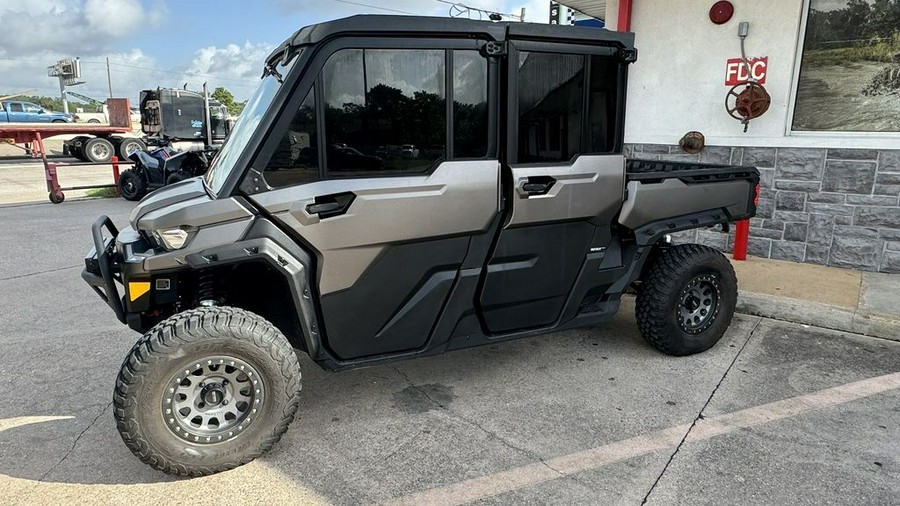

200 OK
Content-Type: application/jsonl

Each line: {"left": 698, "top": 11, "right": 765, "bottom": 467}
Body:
{"left": 204, "top": 54, "right": 298, "bottom": 195}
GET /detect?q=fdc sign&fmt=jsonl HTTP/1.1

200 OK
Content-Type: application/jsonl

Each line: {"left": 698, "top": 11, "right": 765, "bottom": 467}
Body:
{"left": 725, "top": 57, "right": 768, "bottom": 85}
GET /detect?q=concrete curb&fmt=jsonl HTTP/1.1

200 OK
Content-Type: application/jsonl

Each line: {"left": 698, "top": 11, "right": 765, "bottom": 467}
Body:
{"left": 737, "top": 290, "right": 900, "bottom": 342}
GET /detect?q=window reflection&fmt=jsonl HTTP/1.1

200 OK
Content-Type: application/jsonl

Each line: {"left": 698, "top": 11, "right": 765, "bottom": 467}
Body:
{"left": 263, "top": 89, "right": 319, "bottom": 188}
{"left": 323, "top": 48, "right": 446, "bottom": 176}
{"left": 453, "top": 50, "right": 488, "bottom": 158}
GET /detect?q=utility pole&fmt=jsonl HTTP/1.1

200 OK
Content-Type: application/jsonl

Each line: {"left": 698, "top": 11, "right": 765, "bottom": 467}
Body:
{"left": 106, "top": 57, "right": 113, "bottom": 98}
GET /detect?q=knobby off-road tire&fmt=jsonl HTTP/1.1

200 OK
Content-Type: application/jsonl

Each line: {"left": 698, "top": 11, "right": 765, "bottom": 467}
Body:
{"left": 636, "top": 244, "right": 738, "bottom": 356}
{"left": 114, "top": 307, "right": 302, "bottom": 476}
{"left": 118, "top": 169, "right": 147, "bottom": 201}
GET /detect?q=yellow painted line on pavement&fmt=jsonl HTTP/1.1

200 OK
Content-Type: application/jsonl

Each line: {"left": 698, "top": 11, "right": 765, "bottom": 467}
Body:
{"left": 387, "top": 370, "right": 900, "bottom": 506}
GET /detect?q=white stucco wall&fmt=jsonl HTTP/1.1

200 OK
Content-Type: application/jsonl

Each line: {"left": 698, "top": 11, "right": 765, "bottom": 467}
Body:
{"left": 606, "top": 0, "right": 900, "bottom": 149}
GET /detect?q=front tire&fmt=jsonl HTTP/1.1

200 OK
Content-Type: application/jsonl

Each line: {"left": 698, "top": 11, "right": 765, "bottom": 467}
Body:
{"left": 118, "top": 169, "right": 147, "bottom": 201}
{"left": 113, "top": 307, "right": 302, "bottom": 476}
{"left": 635, "top": 244, "right": 737, "bottom": 356}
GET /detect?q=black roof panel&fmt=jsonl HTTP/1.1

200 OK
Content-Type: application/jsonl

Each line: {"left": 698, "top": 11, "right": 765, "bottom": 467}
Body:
{"left": 287, "top": 15, "right": 634, "bottom": 48}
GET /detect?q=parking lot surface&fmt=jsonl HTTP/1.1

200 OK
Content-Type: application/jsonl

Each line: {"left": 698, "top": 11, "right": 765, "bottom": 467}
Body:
{"left": 0, "top": 199, "right": 898, "bottom": 505}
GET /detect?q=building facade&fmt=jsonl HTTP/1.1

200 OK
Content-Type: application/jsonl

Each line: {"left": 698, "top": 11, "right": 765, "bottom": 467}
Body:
{"left": 562, "top": 0, "right": 900, "bottom": 272}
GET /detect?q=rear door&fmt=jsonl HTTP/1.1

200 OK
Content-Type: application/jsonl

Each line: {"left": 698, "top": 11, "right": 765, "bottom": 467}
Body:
{"left": 248, "top": 40, "right": 499, "bottom": 360}
{"left": 477, "top": 42, "right": 627, "bottom": 334}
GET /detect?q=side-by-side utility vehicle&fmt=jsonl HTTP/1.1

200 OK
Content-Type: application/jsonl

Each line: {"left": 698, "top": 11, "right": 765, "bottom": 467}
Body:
{"left": 82, "top": 16, "right": 759, "bottom": 476}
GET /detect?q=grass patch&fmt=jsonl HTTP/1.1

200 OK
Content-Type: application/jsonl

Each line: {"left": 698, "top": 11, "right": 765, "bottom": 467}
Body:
{"left": 86, "top": 187, "right": 118, "bottom": 198}
{"left": 804, "top": 37, "right": 900, "bottom": 66}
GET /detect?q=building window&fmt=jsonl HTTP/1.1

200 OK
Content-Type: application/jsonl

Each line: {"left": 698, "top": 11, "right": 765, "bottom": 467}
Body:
{"left": 517, "top": 52, "right": 585, "bottom": 163}
{"left": 453, "top": 50, "right": 489, "bottom": 158}
{"left": 322, "top": 48, "right": 446, "bottom": 176}
{"left": 793, "top": 0, "right": 900, "bottom": 132}
{"left": 262, "top": 89, "right": 320, "bottom": 188}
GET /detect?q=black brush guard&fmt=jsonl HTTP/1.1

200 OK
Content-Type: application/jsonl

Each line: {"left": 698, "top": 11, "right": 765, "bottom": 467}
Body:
{"left": 81, "top": 215, "right": 126, "bottom": 323}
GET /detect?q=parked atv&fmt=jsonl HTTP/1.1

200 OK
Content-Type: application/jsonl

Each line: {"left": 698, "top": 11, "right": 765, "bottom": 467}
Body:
{"left": 118, "top": 147, "right": 213, "bottom": 201}
{"left": 83, "top": 15, "right": 759, "bottom": 477}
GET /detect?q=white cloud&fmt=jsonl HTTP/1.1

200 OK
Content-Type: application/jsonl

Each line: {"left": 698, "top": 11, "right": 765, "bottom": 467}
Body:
{"left": 0, "top": 0, "right": 164, "bottom": 54}
{"left": 179, "top": 42, "right": 276, "bottom": 100}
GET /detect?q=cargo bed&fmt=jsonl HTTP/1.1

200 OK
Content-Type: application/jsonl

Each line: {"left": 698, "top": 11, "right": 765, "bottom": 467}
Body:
{"left": 618, "top": 158, "right": 759, "bottom": 231}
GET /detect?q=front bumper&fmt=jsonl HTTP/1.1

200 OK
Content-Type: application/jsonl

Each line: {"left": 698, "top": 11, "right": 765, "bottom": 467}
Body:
{"left": 83, "top": 216, "right": 177, "bottom": 331}
{"left": 82, "top": 216, "right": 126, "bottom": 323}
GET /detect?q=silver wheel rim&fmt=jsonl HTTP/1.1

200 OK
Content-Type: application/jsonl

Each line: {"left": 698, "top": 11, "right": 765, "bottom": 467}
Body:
{"left": 678, "top": 274, "right": 720, "bottom": 335}
{"left": 123, "top": 141, "right": 141, "bottom": 157}
{"left": 161, "top": 355, "right": 264, "bottom": 444}
{"left": 90, "top": 142, "right": 110, "bottom": 159}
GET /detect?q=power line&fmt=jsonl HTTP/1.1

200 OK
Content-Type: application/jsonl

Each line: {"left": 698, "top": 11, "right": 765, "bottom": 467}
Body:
{"left": 434, "top": 0, "right": 523, "bottom": 20}
{"left": 326, "top": 0, "right": 416, "bottom": 15}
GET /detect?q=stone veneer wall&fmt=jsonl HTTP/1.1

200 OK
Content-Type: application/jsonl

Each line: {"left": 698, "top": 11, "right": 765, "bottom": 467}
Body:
{"left": 626, "top": 143, "right": 900, "bottom": 273}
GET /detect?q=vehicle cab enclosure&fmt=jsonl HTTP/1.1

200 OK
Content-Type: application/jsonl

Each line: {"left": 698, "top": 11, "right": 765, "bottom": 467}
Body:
{"left": 85, "top": 16, "right": 758, "bottom": 371}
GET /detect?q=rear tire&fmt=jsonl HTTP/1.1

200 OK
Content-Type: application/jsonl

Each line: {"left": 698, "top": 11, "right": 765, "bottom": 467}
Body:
{"left": 83, "top": 137, "right": 114, "bottom": 163}
{"left": 118, "top": 169, "right": 147, "bottom": 201}
{"left": 117, "top": 138, "right": 146, "bottom": 159}
{"left": 68, "top": 136, "right": 89, "bottom": 161}
{"left": 635, "top": 244, "right": 737, "bottom": 356}
{"left": 113, "top": 307, "right": 302, "bottom": 476}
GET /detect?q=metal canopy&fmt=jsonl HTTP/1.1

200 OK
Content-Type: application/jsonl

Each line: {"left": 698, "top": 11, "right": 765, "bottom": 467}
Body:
{"left": 560, "top": 0, "right": 608, "bottom": 20}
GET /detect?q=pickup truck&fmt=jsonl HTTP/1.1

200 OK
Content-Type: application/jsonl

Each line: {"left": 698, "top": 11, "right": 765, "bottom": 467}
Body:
{"left": 0, "top": 100, "right": 73, "bottom": 123}
{"left": 73, "top": 106, "right": 142, "bottom": 128}
{"left": 82, "top": 15, "right": 759, "bottom": 477}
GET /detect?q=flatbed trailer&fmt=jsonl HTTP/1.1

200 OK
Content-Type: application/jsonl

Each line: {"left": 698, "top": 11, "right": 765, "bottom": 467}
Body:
{"left": 0, "top": 98, "right": 134, "bottom": 203}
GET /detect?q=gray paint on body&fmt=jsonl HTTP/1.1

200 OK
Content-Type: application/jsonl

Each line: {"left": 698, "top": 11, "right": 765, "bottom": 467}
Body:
{"left": 618, "top": 178, "right": 751, "bottom": 230}
{"left": 507, "top": 155, "right": 625, "bottom": 228}
{"left": 250, "top": 160, "right": 501, "bottom": 294}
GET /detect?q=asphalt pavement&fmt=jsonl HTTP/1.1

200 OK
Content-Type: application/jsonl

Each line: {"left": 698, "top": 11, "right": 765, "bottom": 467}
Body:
{"left": 0, "top": 198, "right": 897, "bottom": 505}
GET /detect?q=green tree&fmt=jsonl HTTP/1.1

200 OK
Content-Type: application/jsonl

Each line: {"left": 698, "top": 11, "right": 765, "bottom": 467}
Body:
{"left": 211, "top": 86, "right": 244, "bottom": 116}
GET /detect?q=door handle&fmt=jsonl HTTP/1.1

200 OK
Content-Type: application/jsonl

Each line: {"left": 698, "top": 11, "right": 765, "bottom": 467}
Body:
{"left": 520, "top": 176, "right": 556, "bottom": 196}
{"left": 306, "top": 192, "right": 355, "bottom": 219}
{"left": 306, "top": 202, "right": 341, "bottom": 215}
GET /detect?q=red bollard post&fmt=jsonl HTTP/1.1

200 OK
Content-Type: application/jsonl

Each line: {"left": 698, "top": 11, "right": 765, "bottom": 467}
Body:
{"left": 111, "top": 155, "right": 121, "bottom": 196}
{"left": 733, "top": 219, "right": 750, "bottom": 260}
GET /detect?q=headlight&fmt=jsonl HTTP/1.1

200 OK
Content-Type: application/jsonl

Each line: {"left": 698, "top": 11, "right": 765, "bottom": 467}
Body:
{"left": 152, "top": 228, "right": 191, "bottom": 250}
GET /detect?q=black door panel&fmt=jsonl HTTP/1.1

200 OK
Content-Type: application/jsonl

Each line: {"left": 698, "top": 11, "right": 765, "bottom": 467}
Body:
{"left": 319, "top": 237, "right": 467, "bottom": 359}
{"left": 479, "top": 221, "right": 594, "bottom": 333}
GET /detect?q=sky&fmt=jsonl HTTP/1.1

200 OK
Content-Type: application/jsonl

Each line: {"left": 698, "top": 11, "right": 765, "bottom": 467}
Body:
{"left": 0, "top": 0, "right": 553, "bottom": 108}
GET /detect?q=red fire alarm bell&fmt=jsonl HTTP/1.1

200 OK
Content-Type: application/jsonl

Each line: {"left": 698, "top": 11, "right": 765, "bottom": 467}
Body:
{"left": 709, "top": 1, "right": 734, "bottom": 24}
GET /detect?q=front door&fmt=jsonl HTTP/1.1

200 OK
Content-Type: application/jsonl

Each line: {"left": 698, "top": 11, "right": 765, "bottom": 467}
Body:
{"left": 249, "top": 44, "right": 499, "bottom": 360}
{"left": 6, "top": 102, "right": 27, "bottom": 122}
{"left": 478, "top": 44, "right": 627, "bottom": 334}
